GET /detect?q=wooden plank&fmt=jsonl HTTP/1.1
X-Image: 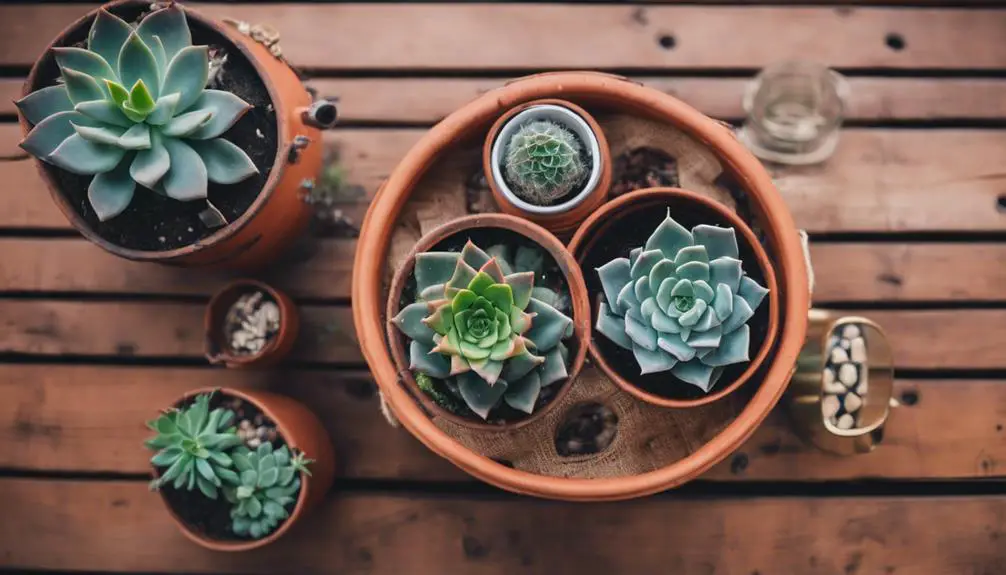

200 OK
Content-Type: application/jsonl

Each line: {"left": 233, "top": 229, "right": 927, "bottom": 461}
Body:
{"left": 0, "top": 301, "right": 1003, "bottom": 368}
{"left": 3, "top": 126, "right": 1004, "bottom": 233}
{"left": 3, "top": 239, "right": 1005, "bottom": 304}
{"left": 1, "top": 479, "right": 1004, "bottom": 574}
{"left": 1, "top": 5, "right": 1005, "bottom": 70}
{"left": 2, "top": 364, "right": 1003, "bottom": 484}
{"left": 7, "top": 77, "right": 1006, "bottom": 121}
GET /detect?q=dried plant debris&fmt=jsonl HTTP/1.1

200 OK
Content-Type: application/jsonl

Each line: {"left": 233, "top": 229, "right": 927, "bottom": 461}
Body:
{"left": 611, "top": 147, "right": 679, "bottom": 197}
{"left": 225, "top": 291, "right": 281, "bottom": 355}
{"left": 822, "top": 323, "right": 869, "bottom": 429}
{"left": 302, "top": 151, "right": 364, "bottom": 237}
{"left": 465, "top": 169, "right": 496, "bottom": 214}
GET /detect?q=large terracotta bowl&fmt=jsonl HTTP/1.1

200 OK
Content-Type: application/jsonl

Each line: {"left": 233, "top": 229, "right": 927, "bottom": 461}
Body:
{"left": 352, "top": 71, "right": 810, "bottom": 501}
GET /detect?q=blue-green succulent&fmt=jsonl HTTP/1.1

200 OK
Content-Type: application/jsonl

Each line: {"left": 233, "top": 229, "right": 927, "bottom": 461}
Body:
{"left": 145, "top": 393, "right": 243, "bottom": 499}
{"left": 595, "top": 211, "right": 769, "bottom": 392}
{"left": 16, "top": 5, "right": 258, "bottom": 221}
{"left": 392, "top": 240, "right": 574, "bottom": 420}
{"left": 224, "top": 442, "right": 311, "bottom": 539}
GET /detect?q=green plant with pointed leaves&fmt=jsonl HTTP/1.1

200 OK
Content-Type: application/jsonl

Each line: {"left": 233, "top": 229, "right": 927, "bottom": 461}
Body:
{"left": 504, "top": 120, "right": 587, "bottom": 205}
{"left": 16, "top": 5, "right": 258, "bottom": 221}
{"left": 145, "top": 393, "right": 243, "bottom": 499}
{"left": 595, "top": 211, "right": 769, "bottom": 392}
{"left": 392, "top": 240, "right": 574, "bottom": 420}
{"left": 224, "top": 442, "right": 312, "bottom": 539}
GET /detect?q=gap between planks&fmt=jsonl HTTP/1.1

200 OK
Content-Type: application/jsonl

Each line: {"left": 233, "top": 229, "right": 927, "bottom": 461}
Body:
{"left": 1, "top": 364, "right": 1004, "bottom": 482}
{"left": 1, "top": 126, "right": 1004, "bottom": 233}
{"left": 0, "top": 478, "right": 1004, "bottom": 574}
{"left": 1, "top": 5, "right": 1006, "bottom": 70}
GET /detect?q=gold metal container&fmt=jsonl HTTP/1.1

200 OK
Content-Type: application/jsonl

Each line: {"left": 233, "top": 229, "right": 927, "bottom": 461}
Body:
{"left": 786, "top": 309, "right": 896, "bottom": 455}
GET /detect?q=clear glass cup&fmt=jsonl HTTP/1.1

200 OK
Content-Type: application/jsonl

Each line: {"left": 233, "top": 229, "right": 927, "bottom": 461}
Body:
{"left": 739, "top": 61, "right": 849, "bottom": 165}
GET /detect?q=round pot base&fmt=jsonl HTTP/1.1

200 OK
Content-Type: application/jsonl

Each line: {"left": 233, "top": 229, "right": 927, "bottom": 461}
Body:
{"left": 354, "top": 72, "right": 809, "bottom": 500}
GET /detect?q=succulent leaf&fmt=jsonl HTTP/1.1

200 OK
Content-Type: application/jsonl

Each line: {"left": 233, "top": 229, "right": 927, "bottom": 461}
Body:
{"left": 224, "top": 442, "right": 306, "bottom": 539}
{"left": 185, "top": 90, "right": 253, "bottom": 140}
{"left": 160, "top": 45, "right": 209, "bottom": 112}
{"left": 130, "top": 131, "right": 170, "bottom": 188}
{"left": 48, "top": 134, "right": 125, "bottom": 175}
{"left": 15, "top": 85, "right": 74, "bottom": 125}
{"left": 415, "top": 252, "right": 460, "bottom": 292}
{"left": 118, "top": 32, "right": 160, "bottom": 100}
{"left": 88, "top": 159, "right": 135, "bottom": 221}
{"left": 161, "top": 138, "right": 207, "bottom": 200}
{"left": 593, "top": 212, "right": 768, "bottom": 391}
{"left": 62, "top": 67, "right": 105, "bottom": 105}
{"left": 53, "top": 48, "right": 117, "bottom": 92}
{"left": 88, "top": 9, "right": 133, "bottom": 68}
{"left": 457, "top": 372, "right": 508, "bottom": 420}
{"left": 136, "top": 5, "right": 191, "bottom": 62}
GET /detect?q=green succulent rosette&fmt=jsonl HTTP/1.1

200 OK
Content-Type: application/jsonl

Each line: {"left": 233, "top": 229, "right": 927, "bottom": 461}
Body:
{"left": 594, "top": 211, "right": 769, "bottom": 392}
{"left": 393, "top": 240, "right": 574, "bottom": 419}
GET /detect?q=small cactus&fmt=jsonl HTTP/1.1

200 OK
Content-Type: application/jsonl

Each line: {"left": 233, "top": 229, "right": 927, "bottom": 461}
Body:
{"left": 504, "top": 120, "right": 587, "bottom": 205}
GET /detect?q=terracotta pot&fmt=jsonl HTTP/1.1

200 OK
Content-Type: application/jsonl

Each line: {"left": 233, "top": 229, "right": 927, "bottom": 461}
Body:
{"left": 567, "top": 187, "right": 780, "bottom": 408}
{"left": 483, "top": 99, "right": 611, "bottom": 236}
{"left": 385, "top": 213, "right": 591, "bottom": 431}
{"left": 19, "top": 0, "right": 336, "bottom": 270}
{"left": 153, "top": 387, "right": 335, "bottom": 551}
{"left": 353, "top": 71, "right": 810, "bottom": 501}
{"left": 204, "top": 279, "right": 299, "bottom": 368}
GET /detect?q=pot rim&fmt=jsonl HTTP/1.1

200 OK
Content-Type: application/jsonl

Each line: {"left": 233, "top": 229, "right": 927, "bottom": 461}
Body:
{"left": 151, "top": 387, "right": 313, "bottom": 552}
{"left": 204, "top": 279, "right": 293, "bottom": 367}
{"left": 352, "top": 71, "right": 810, "bottom": 500}
{"left": 567, "top": 187, "right": 781, "bottom": 408}
{"left": 489, "top": 103, "right": 603, "bottom": 215}
{"left": 18, "top": 0, "right": 289, "bottom": 262}
{"left": 384, "top": 213, "right": 591, "bottom": 432}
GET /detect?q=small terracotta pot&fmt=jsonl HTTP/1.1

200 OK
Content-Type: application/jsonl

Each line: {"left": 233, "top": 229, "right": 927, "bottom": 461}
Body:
{"left": 204, "top": 280, "right": 299, "bottom": 368}
{"left": 153, "top": 387, "right": 335, "bottom": 552}
{"left": 568, "top": 187, "right": 780, "bottom": 408}
{"left": 483, "top": 99, "right": 611, "bottom": 236}
{"left": 20, "top": 0, "right": 335, "bottom": 270}
{"left": 385, "top": 213, "right": 591, "bottom": 431}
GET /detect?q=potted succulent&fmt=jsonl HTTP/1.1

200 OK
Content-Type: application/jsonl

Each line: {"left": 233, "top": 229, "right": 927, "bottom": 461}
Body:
{"left": 17, "top": 0, "right": 338, "bottom": 269}
{"left": 386, "top": 214, "right": 590, "bottom": 429}
{"left": 569, "top": 187, "right": 780, "bottom": 407}
{"left": 145, "top": 388, "right": 334, "bottom": 551}
{"left": 483, "top": 99, "right": 611, "bottom": 235}
{"left": 204, "top": 279, "right": 298, "bottom": 368}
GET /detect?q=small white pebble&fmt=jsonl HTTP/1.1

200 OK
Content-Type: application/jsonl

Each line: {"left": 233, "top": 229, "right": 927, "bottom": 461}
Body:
{"left": 856, "top": 381, "right": 868, "bottom": 396}
{"left": 256, "top": 426, "right": 268, "bottom": 438}
{"left": 158, "top": 236, "right": 166, "bottom": 243}
{"left": 842, "top": 324, "right": 861, "bottom": 339}
{"left": 256, "top": 128, "right": 265, "bottom": 139}
{"left": 837, "top": 414, "right": 855, "bottom": 430}
{"left": 838, "top": 363, "right": 858, "bottom": 387}
{"left": 247, "top": 437, "right": 262, "bottom": 448}
{"left": 840, "top": 339, "right": 851, "bottom": 350}
{"left": 261, "top": 302, "right": 280, "bottom": 325}
{"left": 822, "top": 395, "right": 841, "bottom": 418}
{"left": 850, "top": 337, "right": 867, "bottom": 363}
{"left": 844, "top": 393, "right": 863, "bottom": 413}
{"left": 823, "top": 369, "right": 845, "bottom": 393}
{"left": 239, "top": 420, "right": 253, "bottom": 430}
{"left": 831, "top": 347, "right": 850, "bottom": 364}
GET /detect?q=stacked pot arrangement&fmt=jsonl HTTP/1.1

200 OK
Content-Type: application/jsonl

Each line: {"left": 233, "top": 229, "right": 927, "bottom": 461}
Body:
{"left": 385, "top": 96, "right": 781, "bottom": 430}
{"left": 19, "top": 1, "right": 336, "bottom": 549}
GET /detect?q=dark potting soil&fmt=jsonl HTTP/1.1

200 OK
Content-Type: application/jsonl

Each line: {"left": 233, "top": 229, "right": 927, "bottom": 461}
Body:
{"left": 611, "top": 147, "right": 680, "bottom": 197}
{"left": 155, "top": 392, "right": 297, "bottom": 542}
{"left": 29, "top": 4, "right": 278, "bottom": 251}
{"left": 578, "top": 197, "right": 773, "bottom": 402}
{"left": 397, "top": 227, "right": 576, "bottom": 425}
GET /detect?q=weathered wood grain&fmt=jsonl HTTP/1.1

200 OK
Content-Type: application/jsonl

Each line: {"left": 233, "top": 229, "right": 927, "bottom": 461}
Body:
{"left": 1, "top": 478, "right": 1004, "bottom": 574}
{"left": 3, "top": 239, "right": 1004, "bottom": 303}
{"left": 1, "top": 5, "right": 1005, "bottom": 70}
{"left": 1, "top": 364, "right": 1003, "bottom": 484}
{"left": 4, "top": 126, "right": 1005, "bottom": 233}
{"left": 6, "top": 77, "right": 1006, "bottom": 122}
{"left": 0, "top": 301, "right": 1002, "bottom": 369}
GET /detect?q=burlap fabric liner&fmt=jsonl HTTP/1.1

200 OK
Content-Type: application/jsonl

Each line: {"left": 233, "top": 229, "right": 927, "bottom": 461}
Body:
{"left": 378, "top": 113, "right": 810, "bottom": 479}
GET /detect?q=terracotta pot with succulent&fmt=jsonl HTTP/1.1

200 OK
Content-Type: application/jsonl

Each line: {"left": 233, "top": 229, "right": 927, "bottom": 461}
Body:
{"left": 386, "top": 214, "right": 590, "bottom": 429}
{"left": 145, "top": 388, "right": 334, "bottom": 551}
{"left": 569, "top": 187, "right": 779, "bottom": 408}
{"left": 204, "top": 279, "right": 298, "bottom": 368}
{"left": 483, "top": 99, "right": 611, "bottom": 236}
{"left": 17, "top": 0, "right": 338, "bottom": 269}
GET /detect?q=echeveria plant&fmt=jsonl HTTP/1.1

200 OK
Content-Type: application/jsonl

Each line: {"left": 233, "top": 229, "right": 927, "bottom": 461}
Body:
{"left": 392, "top": 240, "right": 574, "bottom": 419}
{"left": 504, "top": 120, "right": 586, "bottom": 205}
{"left": 145, "top": 393, "right": 243, "bottom": 499}
{"left": 224, "top": 442, "right": 311, "bottom": 539}
{"left": 16, "top": 6, "right": 258, "bottom": 221}
{"left": 595, "top": 211, "right": 768, "bottom": 392}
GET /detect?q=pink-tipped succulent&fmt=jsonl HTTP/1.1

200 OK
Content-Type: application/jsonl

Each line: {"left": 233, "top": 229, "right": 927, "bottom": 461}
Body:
{"left": 392, "top": 240, "right": 573, "bottom": 419}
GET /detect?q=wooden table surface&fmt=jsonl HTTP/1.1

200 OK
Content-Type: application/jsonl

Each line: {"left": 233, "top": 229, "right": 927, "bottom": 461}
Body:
{"left": 1, "top": 2, "right": 1005, "bottom": 574}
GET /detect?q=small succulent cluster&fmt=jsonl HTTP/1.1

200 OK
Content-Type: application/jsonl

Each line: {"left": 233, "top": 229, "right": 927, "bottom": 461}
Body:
{"left": 595, "top": 211, "right": 768, "bottom": 392}
{"left": 504, "top": 120, "right": 587, "bottom": 205}
{"left": 16, "top": 5, "right": 257, "bottom": 221}
{"left": 820, "top": 323, "right": 869, "bottom": 430}
{"left": 392, "top": 240, "right": 574, "bottom": 420}
{"left": 145, "top": 393, "right": 312, "bottom": 539}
